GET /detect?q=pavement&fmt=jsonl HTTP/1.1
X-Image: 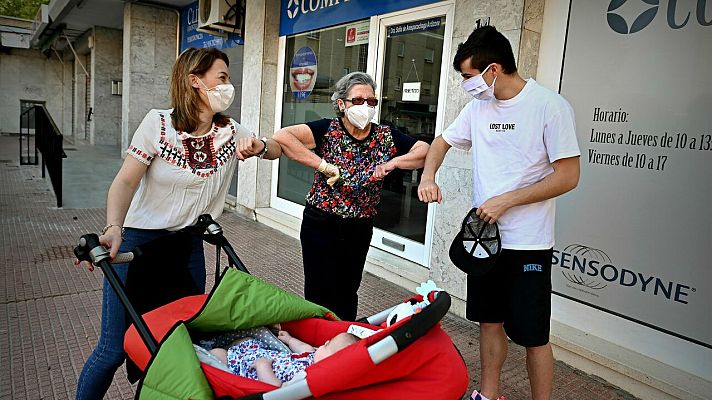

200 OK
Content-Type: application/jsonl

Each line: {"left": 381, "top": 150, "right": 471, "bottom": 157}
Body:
{"left": 0, "top": 135, "right": 638, "bottom": 400}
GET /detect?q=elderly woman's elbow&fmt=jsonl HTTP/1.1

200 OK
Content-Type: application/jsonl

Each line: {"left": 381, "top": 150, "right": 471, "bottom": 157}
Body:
{"left": 417, "top": 142, "right": 430, "bottom": 162}
{"left": 272, "top": 129, "right": 288, "bottom": 143}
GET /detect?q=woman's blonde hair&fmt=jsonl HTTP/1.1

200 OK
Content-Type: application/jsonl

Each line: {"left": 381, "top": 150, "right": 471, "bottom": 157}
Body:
{"left": 170, "top": 47, "right": 231, "bottom": 133}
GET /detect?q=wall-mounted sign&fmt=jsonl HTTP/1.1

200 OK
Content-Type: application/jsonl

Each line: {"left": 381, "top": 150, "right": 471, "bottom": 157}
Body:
{"left": 179, "top": 2, "right": 243, "bottom": 52}
{"left": 345, "top": 21, "right": 370, "bottom": 47}
{"left": 387, "top": 17, "right": 442, "bottom": 37}
{"left": 556, "top": 0, "right": 712, "bottom": 349}
{"left": 280, "top": 0, "right": 439, "bottom": 36}
{"left": 289, "top": 47, "right": 317, "bottom": 100}
{"left": 402, "top": 82, "right": 421, "bottom": 102}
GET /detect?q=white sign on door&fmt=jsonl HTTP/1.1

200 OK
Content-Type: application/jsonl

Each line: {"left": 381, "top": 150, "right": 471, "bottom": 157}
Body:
{"left": 402, "top": 82, "right": 421, "bottom": 102}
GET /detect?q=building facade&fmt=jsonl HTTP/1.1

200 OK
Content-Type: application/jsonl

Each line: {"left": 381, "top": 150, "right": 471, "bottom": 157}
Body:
{"left": 2, "top": 0, "right": 709, "bottom": 398}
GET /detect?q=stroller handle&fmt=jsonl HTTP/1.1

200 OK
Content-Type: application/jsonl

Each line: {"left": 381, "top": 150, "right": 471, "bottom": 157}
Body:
{"left": 73, "top": 234, "right": 159, "bottom": 354}
{"left": 72, "top": 215, "right": 248, "bottom": 361}
{"left": 112, "top": 251, "right": 135, "bottom": 264}
{"left": 367, "top": 291, "right": 451, "bottom": 367}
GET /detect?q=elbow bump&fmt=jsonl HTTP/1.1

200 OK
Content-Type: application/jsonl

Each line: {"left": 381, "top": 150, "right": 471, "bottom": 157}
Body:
{"left": 569, "top": 175, "right": 580, "bottom": 190}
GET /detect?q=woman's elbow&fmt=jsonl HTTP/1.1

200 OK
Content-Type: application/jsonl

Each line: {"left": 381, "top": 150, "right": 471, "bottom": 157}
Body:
{"left": 414, "top": 141, "right": 430, "bottom": 165}
{"left": 272, "top": 130, "right": 288, "bottom": 146}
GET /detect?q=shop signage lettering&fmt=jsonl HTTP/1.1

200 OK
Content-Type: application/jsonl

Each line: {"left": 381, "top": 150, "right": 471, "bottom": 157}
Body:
{"left": 388, "top": 18, "right": 441, "bottom": 37}
{"left": 607, "top": 0, "right": 711, "bottom": 34}
{"left": 280, "top": 0, "right": 440, "bottom": 36}
{"left": 552, "top": 247, "right": 694, "bottom": 304}
{"left": 179, "top": 1, "right": 243, "bottom": 52}
{"left": 286, "top": 0, "right": 350, "bottom": 19}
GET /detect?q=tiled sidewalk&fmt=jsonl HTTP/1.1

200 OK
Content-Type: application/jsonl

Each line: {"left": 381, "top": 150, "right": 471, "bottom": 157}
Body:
{"left": 0, "top": 136, "right": 636, "bottom": 399}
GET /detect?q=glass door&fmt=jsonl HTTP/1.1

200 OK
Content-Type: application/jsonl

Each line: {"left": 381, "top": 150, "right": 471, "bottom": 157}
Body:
{"left": 371, "top": 4, "right": 453, "bottom": 265}
{"left": 272, "top": 21, "right": 371, "bottom": 216}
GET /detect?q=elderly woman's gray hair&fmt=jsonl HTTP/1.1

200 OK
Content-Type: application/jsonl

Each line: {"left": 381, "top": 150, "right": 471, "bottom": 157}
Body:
{"left": 330, "top": 72, "right": 377, "bottom": 116}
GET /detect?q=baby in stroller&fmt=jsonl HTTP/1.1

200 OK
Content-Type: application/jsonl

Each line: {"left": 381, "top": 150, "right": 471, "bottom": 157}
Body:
{"left": 208, "top": 329, "right": 359, "bottom": 386}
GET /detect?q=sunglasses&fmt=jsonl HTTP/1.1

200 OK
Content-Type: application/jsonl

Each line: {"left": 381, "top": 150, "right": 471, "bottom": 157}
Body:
{"left": 345, "top": 97, "right": 379, "bottom": 107}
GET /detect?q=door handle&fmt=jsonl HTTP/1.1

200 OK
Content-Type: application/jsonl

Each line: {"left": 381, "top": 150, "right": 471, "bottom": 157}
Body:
{"left": 382, "top": 237, "right": 405, "bottom": 252}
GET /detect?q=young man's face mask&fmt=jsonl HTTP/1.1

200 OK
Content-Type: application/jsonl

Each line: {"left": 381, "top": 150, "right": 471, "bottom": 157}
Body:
{"left": 461, "top": 64, "right": 496, "bottom": 100}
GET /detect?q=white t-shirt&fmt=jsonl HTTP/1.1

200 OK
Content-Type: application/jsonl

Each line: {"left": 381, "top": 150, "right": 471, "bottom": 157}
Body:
{"left": 441, "top": 79, "right": 580, "bottom": 250}
{"left": 124, "top": 109, "right": 254, "bottom": 231}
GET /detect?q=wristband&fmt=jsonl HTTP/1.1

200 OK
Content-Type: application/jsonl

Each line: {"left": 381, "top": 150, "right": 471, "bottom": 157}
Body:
{"left": 101, "top": 224, "right": 125, "bottom": 239}
{"left": 257, "top": 138, "right": 268, "bottom": 159}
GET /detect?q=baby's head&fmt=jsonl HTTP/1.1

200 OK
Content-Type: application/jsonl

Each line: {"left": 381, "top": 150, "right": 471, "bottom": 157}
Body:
{"left": 313, "top": 332, "right": 359, "bottom": 363}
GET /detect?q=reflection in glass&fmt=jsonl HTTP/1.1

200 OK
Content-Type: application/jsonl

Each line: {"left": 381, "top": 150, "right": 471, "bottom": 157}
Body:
{"left": 278, "top": 23, "right": 369, "bottom": 205}
{"left": 376, "top": 16, "right": 446, "bottom": 243}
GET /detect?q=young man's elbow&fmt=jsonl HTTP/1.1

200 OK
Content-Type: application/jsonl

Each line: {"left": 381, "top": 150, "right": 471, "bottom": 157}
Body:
{"left": 565, "top": 171, "right": 580, "bottom": 192}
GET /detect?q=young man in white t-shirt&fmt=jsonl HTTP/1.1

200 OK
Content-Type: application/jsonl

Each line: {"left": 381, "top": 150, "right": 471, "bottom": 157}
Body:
{"left": 418, "top": 26, "right": 581, "bottom": 400}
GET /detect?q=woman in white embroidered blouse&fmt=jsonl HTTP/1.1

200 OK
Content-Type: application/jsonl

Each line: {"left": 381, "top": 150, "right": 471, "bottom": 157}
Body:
{"left": 74, "top": 47, "right": 282, "bottom": 400}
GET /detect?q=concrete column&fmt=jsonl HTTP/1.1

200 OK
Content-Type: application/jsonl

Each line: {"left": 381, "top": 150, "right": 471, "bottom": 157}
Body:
{"left": 518, "top": 0, "right": 545, "bottom": 79}
{"left": 122, "top": 2, "right": 177, "bottom": 154}
{"left": 91, "top": 26, "right": 123, "bottom": 146}
{"left": 236, "top": 0, "right": 280, "bottom": 211}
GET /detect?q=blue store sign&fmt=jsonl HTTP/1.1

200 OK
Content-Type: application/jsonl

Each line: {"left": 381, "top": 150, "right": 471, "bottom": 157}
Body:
{"left": 180, "top": 1, "right": 243, "bottom": 52}
{"left": 280, "top": 0, "right": 440, "bottom": 36}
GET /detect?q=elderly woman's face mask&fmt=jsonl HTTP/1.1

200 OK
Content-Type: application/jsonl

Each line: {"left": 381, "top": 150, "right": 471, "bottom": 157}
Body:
{"left": 340, "top": 97, "right": 377, "bottom": 130}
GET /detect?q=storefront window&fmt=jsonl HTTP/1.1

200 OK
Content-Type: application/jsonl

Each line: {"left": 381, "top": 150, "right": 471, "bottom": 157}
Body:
{"left": 277, "top": 22, "right": 369, "bottom": 205}
{"left": 375, "top": 16, "right": 445, "bottom": 243}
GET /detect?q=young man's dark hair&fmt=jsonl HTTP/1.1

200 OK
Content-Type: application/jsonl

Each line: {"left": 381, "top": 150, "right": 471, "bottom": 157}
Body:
{"left": 453, "top": 26, "right": 517, "bottom": 74}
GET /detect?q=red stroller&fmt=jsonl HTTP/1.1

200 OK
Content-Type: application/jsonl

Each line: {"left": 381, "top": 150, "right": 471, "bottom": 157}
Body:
{"left": 75, "top": 215, "right": 469, "bottom": 399}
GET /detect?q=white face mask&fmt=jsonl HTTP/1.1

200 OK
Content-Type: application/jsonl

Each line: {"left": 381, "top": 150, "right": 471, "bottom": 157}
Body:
{"left": 461, "top": 64, "right": 496, "bottom": 100}
{"left": 197, "top": 77, "right": 235, "bottom": 113}
{"left": 344, "top": 103, "right": 376, "bottom": 130}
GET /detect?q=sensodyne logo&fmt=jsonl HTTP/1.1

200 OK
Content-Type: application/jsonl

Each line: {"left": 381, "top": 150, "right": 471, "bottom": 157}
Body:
{"left": 553, "top": 244, "right": 696, "bottom": 304}
{"left": 607, "top": 0, "right": 659, "bottom": 34}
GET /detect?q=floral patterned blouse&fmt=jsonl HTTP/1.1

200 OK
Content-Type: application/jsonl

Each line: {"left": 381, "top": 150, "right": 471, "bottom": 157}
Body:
{"left": 304, "top": 118, "right": 417, "bottom": 218}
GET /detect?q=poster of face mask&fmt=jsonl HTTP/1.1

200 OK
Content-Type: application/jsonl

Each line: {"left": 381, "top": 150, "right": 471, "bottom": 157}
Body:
{"left": 556, "top": 0, "right": 711, "bottom": 348}
{"left": 289, "top": 47, "right": 317, "bottom": 100}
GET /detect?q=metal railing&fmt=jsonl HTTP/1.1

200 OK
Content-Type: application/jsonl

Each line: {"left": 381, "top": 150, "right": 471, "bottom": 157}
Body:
{"left": 20, "top": 105, "right": 66, "bottom": 207}
{"left": 19, "top": 107, "right": 38, "bottom": 165}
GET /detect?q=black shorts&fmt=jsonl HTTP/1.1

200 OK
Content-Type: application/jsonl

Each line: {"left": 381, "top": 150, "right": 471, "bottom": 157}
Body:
{"left": 466, "top": 248, "right": 553, "bottom": 347}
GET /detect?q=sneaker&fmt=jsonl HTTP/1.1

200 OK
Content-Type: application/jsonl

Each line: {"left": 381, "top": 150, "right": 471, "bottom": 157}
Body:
{"left": 471, "top": 390, "right": 505, "bottom": 400}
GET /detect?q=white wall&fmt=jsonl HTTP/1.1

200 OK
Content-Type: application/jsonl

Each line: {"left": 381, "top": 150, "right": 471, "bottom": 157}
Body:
{"left": 0, "top": 48, "right": 65, "bottom": 134}
{"left": 537, "top": 0, "right": 711, "bottom": 397}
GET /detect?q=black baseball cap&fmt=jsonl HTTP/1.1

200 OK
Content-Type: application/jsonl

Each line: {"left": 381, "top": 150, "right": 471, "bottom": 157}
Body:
{"left": 449, "top": 207, "right": 502, "bottom": 276}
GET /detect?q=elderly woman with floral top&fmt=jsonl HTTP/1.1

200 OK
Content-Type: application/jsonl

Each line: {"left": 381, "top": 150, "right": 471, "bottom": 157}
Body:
{"left": 273, "top": 72, "right": 429, "bottom": 321}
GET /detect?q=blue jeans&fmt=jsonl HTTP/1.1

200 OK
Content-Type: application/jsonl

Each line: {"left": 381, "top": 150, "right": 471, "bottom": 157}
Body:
{"left": 75, "top": 228, "right": 206, "bottom": 400}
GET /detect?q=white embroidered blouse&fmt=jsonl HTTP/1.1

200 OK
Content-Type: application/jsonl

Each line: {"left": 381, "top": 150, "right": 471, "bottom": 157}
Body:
{"left": 124, "top": 109, "right": 253, "bottom": 231}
